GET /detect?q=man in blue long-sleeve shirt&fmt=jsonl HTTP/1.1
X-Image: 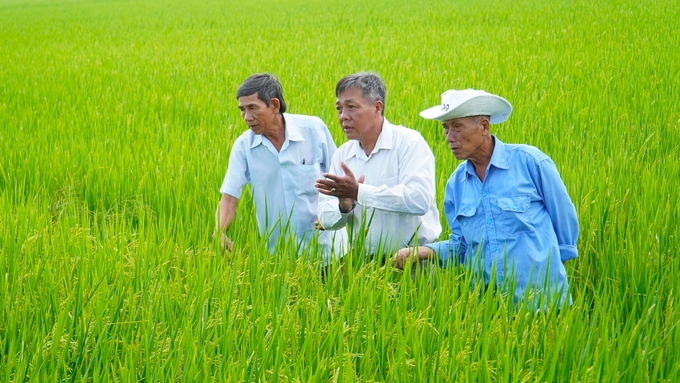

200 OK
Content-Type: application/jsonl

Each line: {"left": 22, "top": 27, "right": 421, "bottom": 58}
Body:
{"left": 393, "top": 89, "right": 579, "bottom": 307}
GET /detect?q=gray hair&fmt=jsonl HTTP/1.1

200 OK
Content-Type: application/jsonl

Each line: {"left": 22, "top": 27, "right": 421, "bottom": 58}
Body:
{"left": 236, "top": 73, "right": 287, "bottom": 113}
{"left": 335, "top": 72, "right": 386, "bottom": 116}
{"left": 470, "top": 115, "right": 490, "bottom": 124}
{"left": 441, "top": 115, "right": 490, "bottom": 128}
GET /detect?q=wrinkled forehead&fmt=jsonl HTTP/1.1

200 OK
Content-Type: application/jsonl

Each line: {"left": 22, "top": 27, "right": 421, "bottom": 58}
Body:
{"left": 238, "top": 93, "right": 265, "bottom": 107}
{"left": 442, "top": 115, "right": 475, "bottom": 125}
{"left": 336, "top": 87, "right": 369, "bottom": 104}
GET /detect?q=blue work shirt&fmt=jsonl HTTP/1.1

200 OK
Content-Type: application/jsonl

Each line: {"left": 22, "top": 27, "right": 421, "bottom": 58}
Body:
{"left": 220, "top": 113, "right": 347, "bottom": 263}
{"left": 427, "top": 136, "right": 579, "bottom": 307}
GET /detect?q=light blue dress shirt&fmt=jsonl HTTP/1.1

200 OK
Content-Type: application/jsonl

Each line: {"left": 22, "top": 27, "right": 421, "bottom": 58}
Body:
{"left": 427, "top": 136, "right": 579, "bottom": 307}
{"left": 220, "top": 113, "right": 347, "bottom": 263}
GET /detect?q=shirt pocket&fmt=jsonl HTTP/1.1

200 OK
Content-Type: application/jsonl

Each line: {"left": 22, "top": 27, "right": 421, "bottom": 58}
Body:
{"left": 497, "top": 195, "right": 532, "bottom": 236}
{"left": 455, "top": 205, "right": 477, "bottom": 239}
{"left": 298, "top": 163, "right": 321, "bottom": 195}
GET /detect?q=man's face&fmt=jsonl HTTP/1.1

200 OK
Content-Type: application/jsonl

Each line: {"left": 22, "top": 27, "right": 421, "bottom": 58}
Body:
{"left": 335, "top": 87, "right": 383, "bottom": 141}
{"left": 442, "top": 116, "right": 487, "bottom": 160}
{"left": 238, "top": 93, "right": 279, "bottom": 136}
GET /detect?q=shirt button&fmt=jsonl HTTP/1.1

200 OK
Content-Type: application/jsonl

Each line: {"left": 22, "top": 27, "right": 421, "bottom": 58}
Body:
{"left": 463, "top": 222, "right": 468, "bottom": 226}
{"left": 512, "top": 204, "right": 517, "bottom": 210}
{"left": 482, "top": 191, "right": 487, "bottom": 197}
{"left": 486, "top": 219, "right": 492, "bottom": 224}
{"left": 491, "top": 246, "right": 497, "bottom": 252}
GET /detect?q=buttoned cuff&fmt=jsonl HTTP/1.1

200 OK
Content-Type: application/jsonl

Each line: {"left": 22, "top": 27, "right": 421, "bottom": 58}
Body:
{"left": 318, "top": 205, "right": 352, "bottom": 231}
{"left": 424, "top": 242, "right": 448, "bottom": 268}
{"left": 559, "top": 244, "right": 578, "bottom": 262}
{"left": 319, "top": 210, "right": 342, "bottom": 228}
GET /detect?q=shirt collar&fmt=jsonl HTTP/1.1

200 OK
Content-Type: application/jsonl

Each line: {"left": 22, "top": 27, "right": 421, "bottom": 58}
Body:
{"left": 347, "top": 117, "right": 393, "bottom": 159}
{"left": 489, "top": 136, "right": 509, "bottom": 170}
{"left": 249, "top": 113, "right": 301, "bottom": 148}
{"left": 462, "top": 135, "right": 509, "bottom": 181}
{"left": 284, "top": 114, "right": 305, "bottom": 142}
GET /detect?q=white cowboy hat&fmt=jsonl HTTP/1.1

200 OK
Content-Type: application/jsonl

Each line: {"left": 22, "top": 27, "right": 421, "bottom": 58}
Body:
{"left": 419, "top": 89, "right": 512, "bottom": 124}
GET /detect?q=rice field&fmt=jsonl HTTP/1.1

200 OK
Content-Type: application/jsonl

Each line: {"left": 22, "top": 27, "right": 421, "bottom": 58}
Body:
{"left": 1, "top": 0, "right": 679, "bottom": 381}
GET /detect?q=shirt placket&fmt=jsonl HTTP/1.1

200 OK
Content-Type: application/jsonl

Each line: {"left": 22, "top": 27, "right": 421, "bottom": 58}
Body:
{"left": 359, "top": 156, "right": 379, "bottom": 250}
{"left": 263, "top": 138, "right": 292, "bottom": 221}
{"left": 480, "top": 180, "right": 503, "bottom": 284}
{"left": 279, "top": 146, "right": 295, "bottom": 218}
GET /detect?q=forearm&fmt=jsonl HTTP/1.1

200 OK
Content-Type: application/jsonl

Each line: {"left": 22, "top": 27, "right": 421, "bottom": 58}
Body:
{"left": 357, "top": 144, "right": 436, "bottom": 215}
{"left": 357, "top": 181, "right": 433, "bottom": 215}
{"left": 393, "top": 245, "right": 436, "bottom": 269}
{"left": 415, "top": 246, "right": 436, "bottom": 261}
{"left": 217, "top": 194, "right": 238, "bottom": 234}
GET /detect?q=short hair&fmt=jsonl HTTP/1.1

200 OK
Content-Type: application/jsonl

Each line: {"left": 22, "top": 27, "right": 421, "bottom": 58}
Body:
{"left": 470, "top": 115, "right": 490, "bottom": 125}
{"left": 236, "top": 73, "right": 287, "bottom": 113}
{"left": 335, "top": 72, "right": 386, "bottom": 116}
{"left": 441, "top": 115, "right": 490, "bottom": 128}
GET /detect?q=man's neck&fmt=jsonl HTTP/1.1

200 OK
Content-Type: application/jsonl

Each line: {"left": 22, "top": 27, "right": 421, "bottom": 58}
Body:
{"left": 263, "top": 114, "right": 286, "bottom": 152}
{"left": 359, "top": 117, "right": 384, "bottom": 156}
{"left": 469, "top": 136, "right": 495, "bottom": 182}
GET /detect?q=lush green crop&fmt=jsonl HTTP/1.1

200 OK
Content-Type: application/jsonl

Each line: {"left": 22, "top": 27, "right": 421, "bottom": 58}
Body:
{"left": 1, "top": 0, "right": 679, "bottom": 381}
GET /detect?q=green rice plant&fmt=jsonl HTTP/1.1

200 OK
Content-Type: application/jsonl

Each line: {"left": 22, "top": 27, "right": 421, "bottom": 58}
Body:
{"left": 1, "top": 0, "right": 679, "bottom": 381}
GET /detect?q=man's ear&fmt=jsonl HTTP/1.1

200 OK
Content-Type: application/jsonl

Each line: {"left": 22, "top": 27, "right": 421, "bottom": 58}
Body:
{"left": 373, "top": 100, "right": 384, "bottom": 115}
{"left": 270, "top": 98, "right": 281, "bottom": 113}
{"left": 481, "top": 117, "right": 491, "bottom": 135}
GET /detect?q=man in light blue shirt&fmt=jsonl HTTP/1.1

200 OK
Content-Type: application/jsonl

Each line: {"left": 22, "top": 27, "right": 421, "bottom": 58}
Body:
{"left": 217, "top": 73, "right": 347, "bottom": 264}
{"left": 393, "top": 89, "right": 578, "bottom": 307}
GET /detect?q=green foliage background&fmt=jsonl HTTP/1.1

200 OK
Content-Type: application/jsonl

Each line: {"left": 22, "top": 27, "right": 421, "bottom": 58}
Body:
{"left": 1, "top": 0, "right": 679, "bottom": 381}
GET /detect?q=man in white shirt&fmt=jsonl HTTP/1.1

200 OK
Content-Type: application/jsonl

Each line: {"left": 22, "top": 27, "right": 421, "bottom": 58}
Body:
{"left": 315, "top": 72, "right": 441, "bottom": 260}
{"left": 217, "top": 73, "right": 347, "bottom": 264}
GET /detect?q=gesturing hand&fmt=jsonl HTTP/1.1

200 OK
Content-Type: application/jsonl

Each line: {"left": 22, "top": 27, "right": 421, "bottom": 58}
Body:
{"left": 316, "top": 161, "right": 365, "bottom": 212}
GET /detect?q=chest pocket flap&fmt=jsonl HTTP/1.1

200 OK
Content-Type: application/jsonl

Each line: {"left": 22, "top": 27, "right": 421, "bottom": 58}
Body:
{"left": 455, "top": 205, "right": 477, "bottom": 232}
{"left": 497, "top": 196, "right": 531, "bottom": 213}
